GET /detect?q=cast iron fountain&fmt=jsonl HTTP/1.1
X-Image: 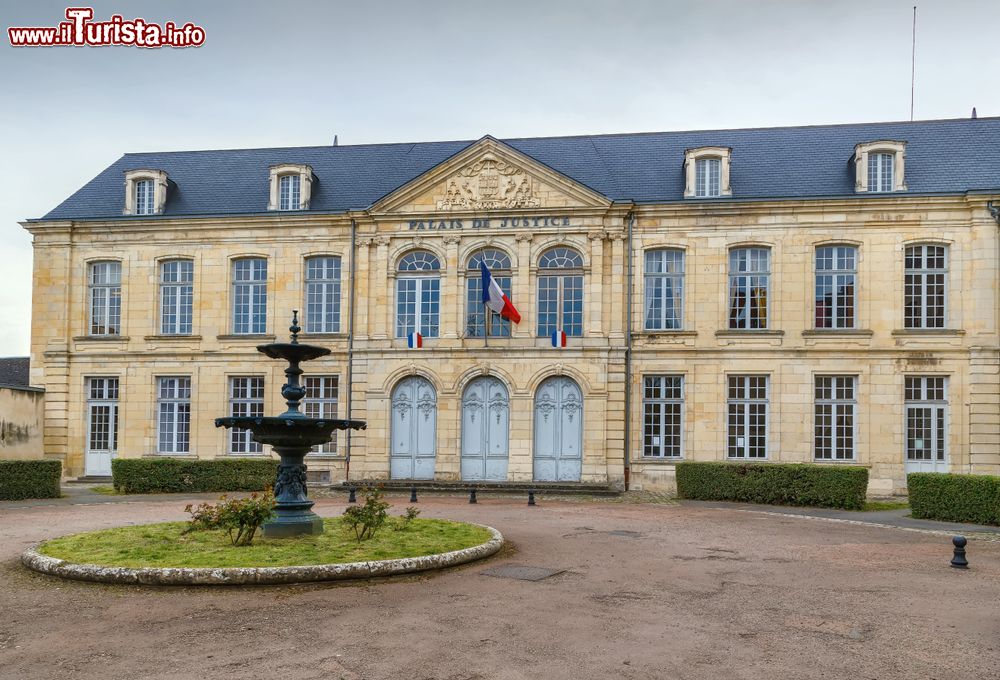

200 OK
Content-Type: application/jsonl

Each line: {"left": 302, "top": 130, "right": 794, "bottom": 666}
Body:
{"left": 215, "top": 311, "right": 366, "bottom": 537}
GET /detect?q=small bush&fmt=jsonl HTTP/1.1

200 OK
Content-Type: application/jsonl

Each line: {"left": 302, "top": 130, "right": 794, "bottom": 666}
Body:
{"left": 112, "top": 458, "right": 278, "bottom": 494}
{"left": 908, "top": 473, "right": 1000, "bottom": 526}
{"left": 343, "top": 487, "right": 391, "bottom": 541}
{"left": 184, "top": 489, "right": 275, "bottom": 546}
{"left": 0, "top": 460, "right": 61, "bottom": 500}
{"left": 675, "top": 461, "right": 869, "bottom": 510}
{"left": 394, "top": 506, "right": 421, "bottom": 531}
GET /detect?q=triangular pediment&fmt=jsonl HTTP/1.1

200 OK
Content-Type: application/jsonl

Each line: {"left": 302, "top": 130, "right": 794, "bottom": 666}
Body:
{"left": 370, "top": 136, "right": 612, "bottom": 214}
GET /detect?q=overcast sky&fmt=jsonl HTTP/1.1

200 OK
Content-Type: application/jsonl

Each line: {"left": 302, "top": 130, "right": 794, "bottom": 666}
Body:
{"left": 1, "top": 0, "right": 998, "bottom": 356}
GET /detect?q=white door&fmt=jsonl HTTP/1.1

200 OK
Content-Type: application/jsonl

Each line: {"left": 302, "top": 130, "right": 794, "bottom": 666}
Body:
{"left": 85, "top": 377, "right": 119, "bottom": 476}
{"left": 533, "top": 377, "right": 583, "bottom": 482}
{"left": 390, "top": 376, "right": 437, "bottom": 480}
{"left": 461, "top": 377, "right": 510, "bottom": 481}
{"left": 903, "top": 376, "right": 949, "bottom": 476}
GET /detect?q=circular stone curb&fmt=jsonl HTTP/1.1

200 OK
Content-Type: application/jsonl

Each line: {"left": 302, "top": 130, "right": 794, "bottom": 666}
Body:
{"left": 21, "top": 525, "right": 503, "bottom": 586}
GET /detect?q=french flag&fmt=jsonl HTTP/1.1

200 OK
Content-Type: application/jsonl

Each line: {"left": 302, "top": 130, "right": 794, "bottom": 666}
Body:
{"left": 480, "top": 261, "right": 521, "bottom": 324}
{"left": 407, "top": 331, "right": 422, "bottom": 349}
{"left": 551, "top": 330, "right": 567, "bottom": 348}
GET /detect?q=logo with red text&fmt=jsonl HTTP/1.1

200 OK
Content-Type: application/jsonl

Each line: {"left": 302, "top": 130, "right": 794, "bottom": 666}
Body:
{"left": 8, "top": 7, "right": 205, "bottom": 48}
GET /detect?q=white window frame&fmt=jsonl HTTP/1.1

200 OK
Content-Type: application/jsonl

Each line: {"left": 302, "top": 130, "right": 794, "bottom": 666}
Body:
{"left": 644, "top": 249, "right": 685, "bottom": 330}
{"left": 86, "top": 377, "right": 119, "bottom": 456}
{"left": 728, "top": 247, "right": 770, "bottom": 330}
{"left": 134, "top": 179, "right": 155, "bottom": 215}
{"left": 904, "top": 376, "right": 948, "bottom": 464}
{"left": 727, "top": 375, "right": 768, "bottom": 459}
{"left": 88, "top": 261, "right": 122, "bottom": 336}
{"left": 904, "top": 244, "right": 948, "bottom": 329}
{"left": 466, "top": 249, "right": 513, "bottom": 338}
{"left": 278, "top": 174, "right": 301, "bottom": 211}
{"left": 395, "top": 251, "right": 441, "bottom": 339}
{"left": 642, "top": 375, "right": 684, "bottom": 458}
{"left": 304, "top": 256, "right": 342, "bottom": 333}
{"left": 228, "top": 376, "right": 264, "bottom": 454}
{"left": 156, "top": 376, "right": 191, "bottom": 454}
{"left": 536, "top": 247, "right": 585, "bottom": 338}
{"left": 695, "top": 157, "right": 721, "bottom": 197}
{"left": 814, "top": 375, "right": 856, "bottom": 461}
{"left": 304, "top": 375, "right": 339, "bottom": 455}
{"left": 159, "top": 259, "right": 194, "bottom": 335}
{"left": 814, "top": 245, "right": 857, "bottom": 330}
{"left": 232, "top": 258, "right": 268, "bottom": 335}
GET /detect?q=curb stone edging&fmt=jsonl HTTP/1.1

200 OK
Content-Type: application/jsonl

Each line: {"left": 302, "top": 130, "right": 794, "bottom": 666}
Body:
{"left": 21, "top": 524, "right": 504, "bottom": 586}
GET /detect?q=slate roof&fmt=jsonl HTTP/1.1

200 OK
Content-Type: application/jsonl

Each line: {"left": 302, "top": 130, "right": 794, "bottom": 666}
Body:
{"left": 0, "top": 357, "right": 30, "bottom": 388}
{"left": 36, "top": 117, "right": 1000, "bottom": 221}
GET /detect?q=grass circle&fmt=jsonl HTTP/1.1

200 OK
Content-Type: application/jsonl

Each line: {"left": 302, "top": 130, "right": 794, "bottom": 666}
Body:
{"left": 37, "top": 517, "right": 494, "bottom": 569}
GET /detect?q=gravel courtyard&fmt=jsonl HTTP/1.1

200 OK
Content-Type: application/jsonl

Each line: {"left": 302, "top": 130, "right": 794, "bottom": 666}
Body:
{"left": 1, "top": 493, "right": 998, "bottom": 680}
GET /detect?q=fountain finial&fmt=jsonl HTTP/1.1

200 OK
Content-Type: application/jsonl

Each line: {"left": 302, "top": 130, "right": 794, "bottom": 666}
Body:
{"left": 289, "top": 310, "right": 301, "bottom": 344}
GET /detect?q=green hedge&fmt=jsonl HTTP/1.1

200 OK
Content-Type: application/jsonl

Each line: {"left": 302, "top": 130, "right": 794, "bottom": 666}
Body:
{"left": 0, "top": 460, "right": 62, "bottom": 500}
{"left": 908, "top": 473, "right": 1000, "bottom": 526}
{"left": 112, "top": 458, "right": 279, "bottom": 494}
{"left": 675, "top": 461, "right": 869, "bottom": 510}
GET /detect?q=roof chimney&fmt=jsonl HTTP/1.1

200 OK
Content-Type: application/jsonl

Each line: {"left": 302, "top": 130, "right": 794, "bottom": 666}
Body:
{"left": 971, "top": 107, "right": 977, "bottom": 119}
{"left": 333, "top": 135, "right": 339, "bottom": 146}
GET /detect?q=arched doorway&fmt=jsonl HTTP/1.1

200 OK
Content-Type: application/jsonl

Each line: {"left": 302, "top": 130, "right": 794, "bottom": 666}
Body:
{"left": 461, "top": 376, "right": 510, "bottom": 481}
{"left": 390, "top": 376, "right": 437, "bottom": 479}
{"left": 533, "top": 376, "right": 583, "bottom": 482}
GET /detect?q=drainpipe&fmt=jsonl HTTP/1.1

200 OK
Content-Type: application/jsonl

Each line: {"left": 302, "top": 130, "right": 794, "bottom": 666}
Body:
{"left": 623, "top": 210, "right": 635, "bottom": 490}
{"left": 345, "top": 218, "right": 357, "bottom": 483}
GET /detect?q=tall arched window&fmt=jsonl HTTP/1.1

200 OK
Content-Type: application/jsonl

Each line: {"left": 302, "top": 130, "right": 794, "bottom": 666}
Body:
{"left": 396, "top": 250, "right": 441, "bottom": 338}
{"left": 536, "top": 247, "right": 584, "bottom": 338}
{"left": 466, "top": 248, "right": 513, "bottom": 337}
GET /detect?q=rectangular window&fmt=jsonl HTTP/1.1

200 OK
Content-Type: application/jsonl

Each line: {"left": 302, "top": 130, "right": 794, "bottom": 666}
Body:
{"left": 728, "top": 248, "right": 770, "bottom": 329}
{"left": 88, "top": 261, "right": 122, "bottom": 336}
{"left": 904, "top": 245, "right": 947, "bottom": 329}
{"left": 134, "top": 179, "right": 155, "bottom": 215}
{"left": 160, "top": 260, "right": 194, "bottom": 335}
{"left": 304, "top": 375, "right": 339, "bottom": 454}
{"left": 905, "top": 376, "right": 948, "bottom": 463}
{"left": 727, "top": 375, "right": 768, "bottom": 458}
{"left": 86, "top": 377, "right": 119, "bottom": 454}
{"left": 536, "top": 275, "right": 583, "bottom": 337}
{"left": 644, "top": 249, "right": 685, "bottom": 330}
{"left": 695, "top": 157, "right": 721, "bottom": 197}
{"left": 157, "top": 376, "right": 191, "bottom": 454}
{"left": 396, "top": 277, "right": 440, "bottom": 338}
{"left": 305, "top": 256, "right": 342, "bottom": 333}
{"left": 232, "top": 258, "right": 268, "bottom": 334}
{"left": 643, "top": 375, "right": 684, "bottom": 458}
{"left": 814, "top": 376, "right": 856, "bottom": 460}
{"left": 868, "top": 152, "right": 894, "bottom": 192}
{"left": 815, "top": 246, "right": 856, "bottom": 329}
{"left": 466, "top": 275, "right": 513, "bottom": 338}
{"left": 278, "top": 174, "right": 301, "bottom": 210}
{"left": 229, "top": 377, "right": 264, "bottom": 454}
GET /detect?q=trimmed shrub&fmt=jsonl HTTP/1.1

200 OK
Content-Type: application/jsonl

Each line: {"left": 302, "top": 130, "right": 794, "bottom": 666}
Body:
{"left": 675, "top": 461, "right": 869, "bottom": 510}
{"left": 0, "top": 460, "right": 62, "bottom": 500}
{"left": 908, "top": 473, "right": 1000, "bottom": 526}
{"left": 112, "top": 458, "right": 279, "bottom": 494}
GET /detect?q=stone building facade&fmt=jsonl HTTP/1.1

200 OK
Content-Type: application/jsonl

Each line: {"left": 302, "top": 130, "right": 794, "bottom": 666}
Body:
{"left": 21, "top": 119, "right": 1000, "bottom": 493}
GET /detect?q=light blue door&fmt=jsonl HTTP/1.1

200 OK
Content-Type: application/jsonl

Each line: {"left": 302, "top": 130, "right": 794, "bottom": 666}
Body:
{"left": 533, "top": 377, "right": 583, "bottom": 482}
{"left": 462, "top": 377, "right": 510, "bottom": 481}
{"left": 390, "top": 376, "right": 437, "bottom": 480}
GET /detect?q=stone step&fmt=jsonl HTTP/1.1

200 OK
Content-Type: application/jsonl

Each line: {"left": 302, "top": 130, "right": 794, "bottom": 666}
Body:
{"left": 332, "top": 479, "right": 622, "bottom": 497}
{"left": 67, "top": 476, "right": 113, "bottom": 484}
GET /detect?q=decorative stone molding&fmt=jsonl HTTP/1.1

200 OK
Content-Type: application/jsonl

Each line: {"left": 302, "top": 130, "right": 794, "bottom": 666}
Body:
{"left": 123, "top": 169, "right": 169, "bottom": 215}
{"left": 436, "top": 152, "right": 541, "bottom": 210}
{"left": 683, "top": 147, "right": 732, "bottom": 198}
{"left": 854, "top": 141, "right": 906, "bottom": 192}
{"left": 443, "top": 234, "right": 462, "bottom": 246}
{"left": 587, "top": 230, "right": 606, "bottom": 241}
{"left": 20, "top": 526, "right": 503, "bottom": 586}
{"left": 357, "top": 237, "right": 374, "bottom": 248}
{"left": 373, "top": 235, "right": 391, "bottom": 247}
{"left": 987, "top": 201, "right": 1000, "bottom": 225}
{"left": 267, "top": 164, "right": 314, "bottom": 211}
{"left": 514, "top": 232, "right": 534, "bottom": 243}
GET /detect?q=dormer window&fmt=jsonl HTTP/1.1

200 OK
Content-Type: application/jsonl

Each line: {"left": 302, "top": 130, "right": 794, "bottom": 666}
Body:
{"left": 123, "top": 169, "right": 168, "bottom": 215}
{"left": 854, "top": 141, "right": 906, "bottom": 193}
{"left": 684, "top": 147, "right": 732, "bottom": 198}
{"left": 268, "top": 164, "right": 313, "bottom": 211}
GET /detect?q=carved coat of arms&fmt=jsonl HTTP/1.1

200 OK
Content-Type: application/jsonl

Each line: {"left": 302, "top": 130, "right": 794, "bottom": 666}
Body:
{"left": 437, "top": 153, "right": 541, "bottom": 210}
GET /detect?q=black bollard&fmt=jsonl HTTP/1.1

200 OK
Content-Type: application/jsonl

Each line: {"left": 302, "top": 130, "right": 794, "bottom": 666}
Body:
{"left": 951, "top": 535, "right": 969, "bottom": 569}
{"left": 528, "top": 490, "right": 536, "bottom": 506}
{"left": 348, "top": 487, "right": 357, "bottom": 504}
{"left": 410, "top": 486, "right": 418, "bottom": 503}
{"left": 469, "top": 488, "right": 478, "bottom": 504}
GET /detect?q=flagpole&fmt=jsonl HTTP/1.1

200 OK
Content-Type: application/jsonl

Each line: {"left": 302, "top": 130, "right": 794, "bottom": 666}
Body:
{"left": 484, "top": 302, "right": 490, "bottom": 348}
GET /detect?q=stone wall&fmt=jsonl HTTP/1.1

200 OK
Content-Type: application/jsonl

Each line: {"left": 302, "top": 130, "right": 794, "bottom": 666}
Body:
{"left": 0, "top": 386, "right": 45, "bottom": 460}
